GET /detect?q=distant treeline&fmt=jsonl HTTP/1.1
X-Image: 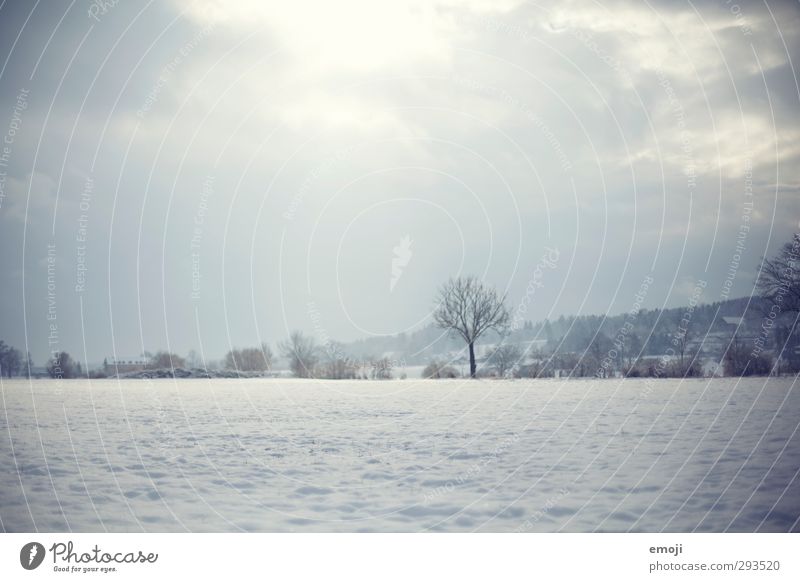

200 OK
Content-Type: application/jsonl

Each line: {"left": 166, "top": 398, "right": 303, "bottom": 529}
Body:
{"left": 0, "top": 336, "right": 406, "bottom": 381}
{"left": 4, "top": 233, "right": 797, "bottom": 381}
{"left": 0, "top": 341, "right": 33, "bottom": 377}
{"left": 2, "top": 298, "right": 796, "bottom": 381}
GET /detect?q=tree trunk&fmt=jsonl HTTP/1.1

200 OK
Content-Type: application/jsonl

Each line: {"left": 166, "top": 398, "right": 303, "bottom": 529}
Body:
{"left": 468, "top": 342, "right": 476, "bottom": 378}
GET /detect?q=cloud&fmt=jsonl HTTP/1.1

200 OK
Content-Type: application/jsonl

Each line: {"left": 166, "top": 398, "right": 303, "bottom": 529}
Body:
{"left": 0, "top": 0, "right": 798, "bottom": 361}
{"left": 181, "top": 0, "right": 464, "bottom": 73}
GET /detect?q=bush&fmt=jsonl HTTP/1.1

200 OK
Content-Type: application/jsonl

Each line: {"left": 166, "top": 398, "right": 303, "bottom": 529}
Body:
{"left": 623, "top": 366, "right": 641, "bottom": 378}
{"left": 224, "top": 344, "right": 273, "bottom": 372}
{"left": 515, "top": 361, "right": 553, "bottom": 378}
{"left": 149, "top": 351, "right": 186, "bottom": 369}
{"left": 47, "top": 352, "right": 81, "bottom": 379}
{"left": 746, "top": 353, "right": 774, "bottom": 376}
{"left": 487, "top": 344, "right": 523, "bottom": 377}
{"left": 624, "top": 356, "right": 704, "bottom": 378}
{"left": 724, "top": 339, "right": 774, "bottom": 376}
{"left": 370, "top": 357, "right": 393, "bottom": 380}
{"left": 279, "top": 331, "right": 319, "bottom": 378}
{"left": 422, "top": 360, "right": 459, "bottom": 379}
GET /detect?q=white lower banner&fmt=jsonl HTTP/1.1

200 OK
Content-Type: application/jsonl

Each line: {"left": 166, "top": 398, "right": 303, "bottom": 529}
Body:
{"left": 0, "top": 533, "right": 796, "bottom": 581}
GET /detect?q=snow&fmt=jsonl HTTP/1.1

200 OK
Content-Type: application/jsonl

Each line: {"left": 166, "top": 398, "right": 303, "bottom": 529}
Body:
{"left": 1, "top": 377, "right": 798, "bottom": 532}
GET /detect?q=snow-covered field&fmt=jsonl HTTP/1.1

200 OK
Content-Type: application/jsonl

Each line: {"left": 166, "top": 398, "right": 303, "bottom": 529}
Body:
{"left": 1, "top": 377, "right": 798, "bottom": 532}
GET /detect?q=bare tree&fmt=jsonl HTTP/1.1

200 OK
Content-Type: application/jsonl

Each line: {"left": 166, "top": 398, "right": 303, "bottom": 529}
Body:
{"left": 0, "top": 342, "right": 22, "bottom": 377}
{"left": 370, "top": 357, "right": 393, "bottom": 380}
{"left": 279, "top": 331, "right": 319, "bottom": 378}
{"left": 433, "top": 276, "right": 509, "bottom": 378}
{"left": 186, "top": 349, "right": 202, "bottom": 369}
{"left": 318, "top": 341, "right": 357, "bottom": 379}
{"left": 725, "top": 334, "right": 749, "bottom": 376}
{"left": 724, "top": 334, "right": 773, "bottom": 376}
{"left": 757, "top": 232, "right": 800, "bottom": 313}
{"left": 149, "top": 351, "right": 186, "bottom": 369}
{"left": 224, "top": 343, "right": 273, "bottom": 372}
{"left": 625, "top": 332, "right": 642, "bottom": 368}
{"left": 673, "top": 320, "right": 691, "bottom": 369}
{"left": 489, "top": 343, "right": 523, "bottom": 377}
{"left": 47, "top": 351, "right": 79, "bottom": 379}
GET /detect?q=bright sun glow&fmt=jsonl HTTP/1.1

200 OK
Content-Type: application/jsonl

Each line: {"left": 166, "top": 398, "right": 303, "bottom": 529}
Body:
{"left": 186, "top": 0, "right": 462, "bottom": 72}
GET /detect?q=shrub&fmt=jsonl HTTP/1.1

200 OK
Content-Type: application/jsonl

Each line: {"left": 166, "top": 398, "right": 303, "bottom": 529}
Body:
{"left": 224, "top": 344, "right": 273, "bottom": 372}
{"left": 47, "top": 352, "right": 81, "bottom": 379}
{"left": 149, "top": 351, "right": 186, "bottom": 369}
{"left": 422, "top": 360, "right": 459, "bottom": 379}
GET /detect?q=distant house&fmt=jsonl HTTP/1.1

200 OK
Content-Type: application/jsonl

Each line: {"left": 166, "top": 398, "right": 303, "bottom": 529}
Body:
{"left": 721, "top": 315, "right": 760, "bottom": 344}
{"left": 693, "top": 314, "right": 753, "bottom": 359}
{"left": 104, "top": 358, "right": 148, "bottom": 374}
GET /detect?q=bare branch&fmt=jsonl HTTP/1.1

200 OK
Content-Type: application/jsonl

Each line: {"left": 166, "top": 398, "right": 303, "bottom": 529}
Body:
{"left": 432, "top": 276, "right": 509, "bottom": 378}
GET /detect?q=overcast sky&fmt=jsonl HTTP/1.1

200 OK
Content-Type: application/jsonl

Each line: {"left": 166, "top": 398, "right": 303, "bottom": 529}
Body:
{"left": 0, "top": 0, "right": 798, "bottom": 365}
